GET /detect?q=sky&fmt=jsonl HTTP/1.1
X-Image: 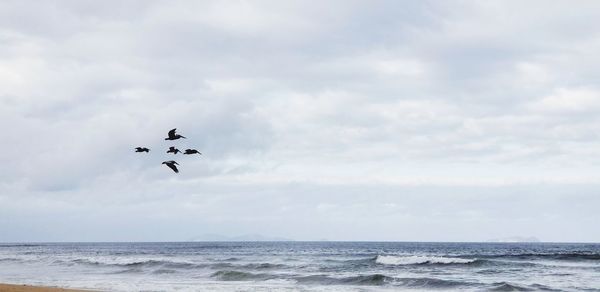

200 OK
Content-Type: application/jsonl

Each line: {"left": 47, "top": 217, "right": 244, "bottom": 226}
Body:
{"left": 1, "top": 0, "right": 600, "bottom": 242}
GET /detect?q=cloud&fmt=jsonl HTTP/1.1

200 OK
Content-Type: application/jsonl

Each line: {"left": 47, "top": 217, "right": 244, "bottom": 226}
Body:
{"left": 1, "top": 0, "right": 600, "bottom": 241}
{"left": 528, "top": 87, "right": 600, "bottom": 114}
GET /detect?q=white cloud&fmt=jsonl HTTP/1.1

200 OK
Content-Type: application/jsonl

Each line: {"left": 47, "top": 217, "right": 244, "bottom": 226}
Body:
{"left": 1, "top": 0, "right": 600, "bottom": 241}
{"left": 528, "top": 87, "right": 600, "bottom": 113}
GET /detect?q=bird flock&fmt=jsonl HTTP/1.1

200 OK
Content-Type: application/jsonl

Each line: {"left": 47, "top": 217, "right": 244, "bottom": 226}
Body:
{"left": 135, "top": 128, "right": 201, "bottom": 173}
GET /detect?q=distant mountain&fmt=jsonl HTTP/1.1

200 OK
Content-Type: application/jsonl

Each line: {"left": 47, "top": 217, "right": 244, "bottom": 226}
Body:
{"left": 189, "top": 233, "right": 293, "bottom": 242}
{"left": 486, "top": 236, "right": 541, "bottom": 243}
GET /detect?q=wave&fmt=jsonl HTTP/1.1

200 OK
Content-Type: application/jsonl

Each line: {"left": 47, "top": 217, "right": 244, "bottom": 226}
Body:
{"left": 348, "top": 274, "right": 393, "bottom": 286}
{"left": 528, "top": 283, "right": 562, "bottom": 291}
{"left": 210, "top": 257, "right": 241, "bottom": 262}
{"left": 489, "top": 282, "right": 534, "bottom": 291}
{"left": 375, "top": 255, "right": 479, "bottom": 265}
{"left": 211, "top": 271, "right": 474, "bottom": 288}
{"left": 295, "top": 274, "right": 474, "bottom": 288}
{"left": 65, "top": 258, "right": 293, "bottom": 272}
{"left": 395, "top": 277, "right": 474, "bottom": 288}
{"left": 479, "top": 252, "right": 600, "bottom": 261}
{"left": 489, "top": 282, "right": 561, "bottom": 291}
{"left": 294, "top": 274, "right": 392, "bottom": 286}
{"left": 539, "top": 253, "right": 600, "bottom": 261}
{"left": 123, "top": 260, "right": 198, "bottom": 269}
{"left": 69, "top": 258, "right": 201, "bottom": 270}
{"left": 109, "top": 268, "right": 143, "bottom": 274}
{"left": 212, "top": 272, "right": 433, "bottom": 287}
{"left": 240, "top": 263, "right": 288, "bottom": 270}
{"left": 207, "top": 262, "right": 288, "bottom": 270}
{"left": 210, "top": 270, "right": 277, "bottom": 281}
{"left": 152, "top": 268, "right": 177, "bottom": 274}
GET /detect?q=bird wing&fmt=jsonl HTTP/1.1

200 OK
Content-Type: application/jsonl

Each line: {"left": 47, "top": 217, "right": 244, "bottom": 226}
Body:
{"left": 166, "top": 163, "right": 179, "bottom": 173}
{"left": 168, "top": 128, "right": 176, "bottom": 138}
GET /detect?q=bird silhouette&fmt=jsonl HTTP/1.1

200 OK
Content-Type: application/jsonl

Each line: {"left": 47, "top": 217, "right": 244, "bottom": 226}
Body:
{"left": 162, "top": 160, "right": 179, "bottom": 173}
{"left": 167, "top": 146, "right": 181, "bottom": 154}
{"left": 165, "top": 128, "right": 186, "bottom": 140}
{"left": 184, "top": 149, "right": 202, "bottom": 155}
{"left": 135, "top": 147, "right": 150, "bottom": 153}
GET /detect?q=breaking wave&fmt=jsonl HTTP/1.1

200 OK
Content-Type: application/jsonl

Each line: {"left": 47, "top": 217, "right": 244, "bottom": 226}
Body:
{"left": 375, "top": 255, "right": 479, "bottom": 265}
{"left": 69, "top": 258, "right": 200, "bottom": 269}
{"left": 212, "top": 272, "right": 474, "bottom": 288}
{"left": 63, "top": 258, "right": 290, "bottom": 271}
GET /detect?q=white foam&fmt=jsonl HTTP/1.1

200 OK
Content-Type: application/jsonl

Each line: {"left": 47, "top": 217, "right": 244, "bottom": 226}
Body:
{"left": 375, "top": 255, "right": 476, "bottom": 265}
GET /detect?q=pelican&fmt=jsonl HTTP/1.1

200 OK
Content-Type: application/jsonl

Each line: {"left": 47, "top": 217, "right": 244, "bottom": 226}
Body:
{"left": 184, "top": 149, "right": 202, "bottom": 155}
{"left": 162, "top": 160, "right": 179, "bottom": 173}
{"left": 165, "top": 128, "right": 186, "bottom": 140}
{"left": 135, "top": 147, "right": 150, "bottom": 153}
{"left": 167, "top": 146, "right": 181, "bottom": 154}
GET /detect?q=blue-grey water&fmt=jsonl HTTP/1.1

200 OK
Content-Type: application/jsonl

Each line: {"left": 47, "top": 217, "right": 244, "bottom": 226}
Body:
{"left": 1, "top": 242, "right": 599, "bottom": 291}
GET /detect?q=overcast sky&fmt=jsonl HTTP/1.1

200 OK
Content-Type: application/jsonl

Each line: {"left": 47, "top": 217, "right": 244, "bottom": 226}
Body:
{"left": 1, "top": 0, "right": 600, "bottom": 242}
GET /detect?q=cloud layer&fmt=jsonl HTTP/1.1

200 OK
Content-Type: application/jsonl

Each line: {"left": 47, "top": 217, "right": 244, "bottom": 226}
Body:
{"left": 1, "top": 0, "right": 600, "bottom": 242}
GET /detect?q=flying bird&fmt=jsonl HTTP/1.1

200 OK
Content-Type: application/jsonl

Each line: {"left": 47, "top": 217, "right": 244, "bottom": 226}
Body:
{"left": 165, "top": 128, "right": 186, "bottom": 140}
{"left": 184, "top": 149, "right": 202, "bottom": 155}
{"left": 162, "top": 160, "right": 179, "bottom": 173}
{"left": 135, "top": 147, "right": 150, "bottom": 153}
{"left": 167, "top": 146, "right": 181, "bottom": 154}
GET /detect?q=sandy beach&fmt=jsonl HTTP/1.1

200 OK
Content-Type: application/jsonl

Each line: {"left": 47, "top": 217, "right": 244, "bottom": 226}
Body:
{"left": 0, "top": 284, "right": 89, "bottom": 292}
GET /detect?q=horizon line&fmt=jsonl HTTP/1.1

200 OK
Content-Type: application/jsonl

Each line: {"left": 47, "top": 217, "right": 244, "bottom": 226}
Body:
{"left": 2, "top": 240, "right": 599, "bottom": 244}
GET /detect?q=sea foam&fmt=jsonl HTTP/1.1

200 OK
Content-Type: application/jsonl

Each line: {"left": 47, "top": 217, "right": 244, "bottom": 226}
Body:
{"left": 375, "top": 255, "right": 477, "bottom": 265}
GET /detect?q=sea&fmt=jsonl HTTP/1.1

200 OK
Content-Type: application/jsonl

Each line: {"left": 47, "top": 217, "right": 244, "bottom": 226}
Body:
{"left": 1, "top": 242, "right": 599, "bottom": 291}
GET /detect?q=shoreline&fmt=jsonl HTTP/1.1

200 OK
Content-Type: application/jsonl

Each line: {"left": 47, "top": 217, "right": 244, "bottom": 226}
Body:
{"left": 0, "top": 283, "right": 91, "bottom": 292}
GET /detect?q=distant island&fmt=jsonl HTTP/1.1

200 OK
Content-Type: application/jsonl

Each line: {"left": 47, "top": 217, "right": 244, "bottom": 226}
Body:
{"left": 189, "top": 233, "right": 293, "bottom": 242}
{"left": 486, "top": 236, "right": 541, "bottom": 243}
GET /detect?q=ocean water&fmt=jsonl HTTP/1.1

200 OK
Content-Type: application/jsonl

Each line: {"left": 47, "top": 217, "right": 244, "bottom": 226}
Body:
{"left": 1, "top": 242, "right": 599, "bottom": 291}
